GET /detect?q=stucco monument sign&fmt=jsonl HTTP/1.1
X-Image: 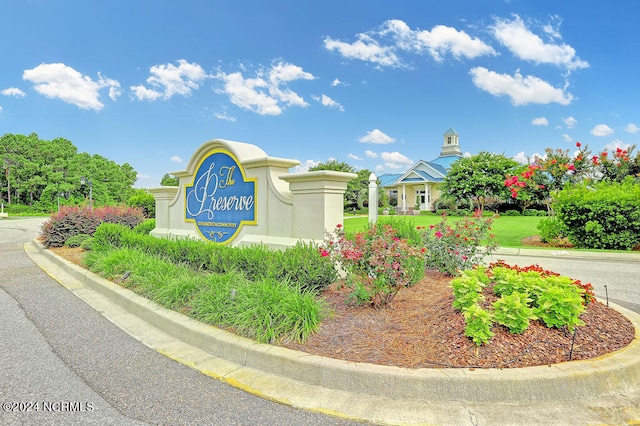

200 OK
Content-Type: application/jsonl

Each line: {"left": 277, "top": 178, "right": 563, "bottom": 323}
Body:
{"left": 149, "top": 139, "right": 356, "bottom": 248}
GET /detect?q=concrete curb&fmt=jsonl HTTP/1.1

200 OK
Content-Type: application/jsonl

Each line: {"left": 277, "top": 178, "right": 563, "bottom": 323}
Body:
{"left": 26, "top": 240, "right": 640, "bottom": 425}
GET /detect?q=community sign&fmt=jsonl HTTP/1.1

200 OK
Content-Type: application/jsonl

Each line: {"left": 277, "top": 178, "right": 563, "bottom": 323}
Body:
{"left": 185, "top": 149, "right": 257, "bottom": 243}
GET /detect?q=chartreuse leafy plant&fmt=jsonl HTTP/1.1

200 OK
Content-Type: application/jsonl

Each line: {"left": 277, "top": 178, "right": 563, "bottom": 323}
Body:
{"left": 450, "top": 269, "right": 488, "bottom": 311}
{"left": 493, "top": 292, "right": 537, "bottom": 334}
{"left": 451, "top": 262, "right": 593, "bottom": 345}
{"left": 463, "top": 304, "right": 494, "bottom": 345}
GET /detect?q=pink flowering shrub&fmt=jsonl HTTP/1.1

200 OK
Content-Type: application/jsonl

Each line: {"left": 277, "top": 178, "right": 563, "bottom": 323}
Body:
{"left": 419, "top": 211, "right": 497, "bottom": 276}
{"left": 322, "top": 223, "right": 424, "bottom": 308}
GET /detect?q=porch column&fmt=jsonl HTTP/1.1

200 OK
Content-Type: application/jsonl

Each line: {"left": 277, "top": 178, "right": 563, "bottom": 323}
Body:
{"left": 425, "top": 183, "right": 429, "bottom": 211}
{"left": 402, "top": 185, "right": 406, "bottom": 212}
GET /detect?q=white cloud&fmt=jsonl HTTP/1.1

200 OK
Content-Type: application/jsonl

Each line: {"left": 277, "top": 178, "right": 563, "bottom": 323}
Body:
{"left": 491, "top": 15, "right": 589, "bottom": 71}
{"left": 170, "top": 156, "right": 183, "bottom": 163}
{"left": 603, "top": 140, "right": 630, "bottom": 152}
{"left": 347, "top": 153, "right": 362, "bottom": 161}
{"left": 23, "top": 63, "right": 120, "bottom": 110}
{"left": 331, "top": 78, "right": 342, "bottom": 87}
{"left": 624, "top": 123, "right": 639, "bottom": 134}
{"left": 590, "top": 124, "right": 614, "bottom": 137}
{"left": 324, "top": 19, "right": 496, "bottom": 68}
{"left": 312, "top": 94, "right": 344, "bottom": 111}
{"left": 513, "top": 151, "right": 528, "bottom": 164}
{"left": 214, "top": 111, "right": 236, "bottom": 122}
{"left": 563, "top": 116, "right": 577, "bottom": 128}
{"left": 380, "top": 151, "right": 413, "bottom": 169}
{"left": 131, "top": 59, "right": 208, "bottom": 101}
{"left": 375, "top": 164, "right": 386, "bottom": 172}
{"left": 214, "top": 61, "right": 314, "bottom": 115}
{"left": 2, "top": 88, "right": 26, "bottom": 97}
{"left": 293, "top": 159, "right": 319, "bottom": 173}
{"left": 359, "top": 129, "right": 395, "bottom": 144}
{"left": 0, "top": 106, "right": 3, "bottom": 113}
{"left": 562, "top": 133, "right": 572, "bottom": 142}
{"left": 531, "top": 117, "right": 548, "bottom": 126}
{"left": 382, "top": 19, "right": 497, "bottom": 62}
{"left": 324, "top": 33, "right": 401, "bottom": 68}
{"left": 469, "top": 67, "right": 573, "bottom": 105}
{"left": 513, "top": 151, "right": 545, "bottom": 164}
{"left": 365, "top": 150, "right": 378, "bottom": 158}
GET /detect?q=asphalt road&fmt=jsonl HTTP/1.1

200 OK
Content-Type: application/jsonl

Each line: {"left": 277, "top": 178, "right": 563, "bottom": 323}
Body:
{"left": 0, "top": 217, "right": 359, "bottom": 426}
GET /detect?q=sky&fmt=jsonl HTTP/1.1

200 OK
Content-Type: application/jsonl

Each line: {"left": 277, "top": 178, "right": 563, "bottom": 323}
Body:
{"left": 1, "top": 0, "right": 639, "bottom": 187}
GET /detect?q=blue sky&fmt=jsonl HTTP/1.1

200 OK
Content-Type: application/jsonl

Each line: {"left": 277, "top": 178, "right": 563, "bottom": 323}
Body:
{"left": 1, "top": 1, "right": 638, "bottom": 187}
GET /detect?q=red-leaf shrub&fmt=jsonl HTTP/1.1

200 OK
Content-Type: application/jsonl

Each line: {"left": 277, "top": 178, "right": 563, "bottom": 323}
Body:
{"left": 41, "top": 206, "right": 144, "bottom": 248}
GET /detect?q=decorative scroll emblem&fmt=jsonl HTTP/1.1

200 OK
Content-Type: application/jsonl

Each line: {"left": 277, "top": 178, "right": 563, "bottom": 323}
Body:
{"left": 185, "top": 149, "right": 257, "bottom": 243}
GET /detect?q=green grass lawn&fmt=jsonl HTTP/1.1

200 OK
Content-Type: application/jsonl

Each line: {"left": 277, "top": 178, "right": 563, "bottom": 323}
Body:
{"left": 343, "top": 214, "right": 543, "bottom": 248}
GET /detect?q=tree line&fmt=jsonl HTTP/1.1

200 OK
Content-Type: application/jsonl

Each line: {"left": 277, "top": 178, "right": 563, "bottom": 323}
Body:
{"left": 1, "top": 133, "right": 138, "bottom": 212}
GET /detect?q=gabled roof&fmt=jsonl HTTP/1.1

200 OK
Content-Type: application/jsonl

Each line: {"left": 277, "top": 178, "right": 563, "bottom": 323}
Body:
{"left": 379, "top": 159, "right": 447, "bottom": 187}
{"left": 430, "top": 155, "right": 461, "bottom": 170}
{"left": 378, "top": 173, "right": 402, "bottom": 187}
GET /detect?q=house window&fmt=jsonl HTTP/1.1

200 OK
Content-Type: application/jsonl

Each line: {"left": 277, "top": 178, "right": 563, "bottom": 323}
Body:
{"left": 447, "top": 136, "right": 451, "bottom": 145}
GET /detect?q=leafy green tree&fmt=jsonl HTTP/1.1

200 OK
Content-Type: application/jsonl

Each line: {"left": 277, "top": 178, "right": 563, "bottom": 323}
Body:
{"left": 0, "top": 133, "right": 138, "bottom": 212}
{"left": 160, "top": 173, "right": 179, "bottom": 186}
{"left": 442, "top": 152, "right": 518, "bottom": 212}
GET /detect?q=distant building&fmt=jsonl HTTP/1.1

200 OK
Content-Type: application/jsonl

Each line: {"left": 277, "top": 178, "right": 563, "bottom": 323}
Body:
{"left": 378, "top": 128, "right": 463, "bottom": 213}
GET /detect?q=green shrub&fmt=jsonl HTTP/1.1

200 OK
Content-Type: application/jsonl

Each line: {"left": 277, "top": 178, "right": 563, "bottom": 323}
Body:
{"left": 554, "top": 178, "right": 640, "bottom": 250}
{"left": 127, "top": 192, "right": 156, "bottom": 218}
{"left": 537, "top": 217, "right": 567, "bottom": 245}
{"left": 133, "top": 219, "right": 156, "bottom": 235}
{"left": 65, "top": 233, "right": 92, "bottom": 248}
{"left": 91, "top": 223, "right": 337, "bottom": 293}
{"left": 278, "top": 241, "right": 337, "bottom": 294}
{"left": 80, "top": 237, "right": 93, "bottom": 250}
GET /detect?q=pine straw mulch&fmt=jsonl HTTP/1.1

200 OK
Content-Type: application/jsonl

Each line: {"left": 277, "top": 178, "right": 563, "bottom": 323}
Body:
{"left": 51, "top": 246, "right": 636, "bottom": 369}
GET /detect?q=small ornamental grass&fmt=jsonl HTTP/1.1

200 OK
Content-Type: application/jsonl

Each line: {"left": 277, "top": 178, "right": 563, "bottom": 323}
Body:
{"left": 84, "top": 224, "right": 329, "bottom": 344}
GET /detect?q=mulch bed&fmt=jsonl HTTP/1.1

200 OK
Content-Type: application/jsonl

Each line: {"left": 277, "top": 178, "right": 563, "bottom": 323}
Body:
{"left": 282, "top": 271, "right": 635, "bottom": 368}
{"left": 52, "top": 246, "right": 636, "bottom": 369}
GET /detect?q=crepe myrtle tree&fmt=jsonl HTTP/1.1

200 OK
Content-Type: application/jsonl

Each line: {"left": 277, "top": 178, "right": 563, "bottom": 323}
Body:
{"left": 442, "top": 152, "right": 518, "bottom": 213}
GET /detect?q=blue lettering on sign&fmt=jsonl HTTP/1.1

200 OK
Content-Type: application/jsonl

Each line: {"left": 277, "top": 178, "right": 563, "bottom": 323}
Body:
{"left": 185, "top": 150, "right": 257, "bottom": 243}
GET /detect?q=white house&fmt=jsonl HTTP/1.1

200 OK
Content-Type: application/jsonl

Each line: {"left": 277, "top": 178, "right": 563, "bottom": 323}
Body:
{"left": 378, "top": 128, "right": 463, "bottom": 213}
